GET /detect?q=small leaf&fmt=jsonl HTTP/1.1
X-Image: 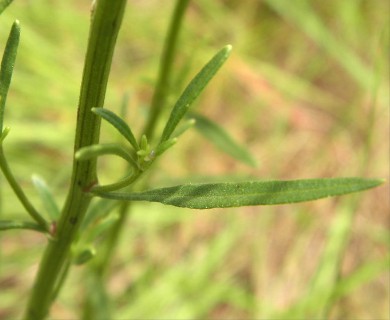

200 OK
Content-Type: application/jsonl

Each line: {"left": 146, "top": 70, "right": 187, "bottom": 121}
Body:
{"left": 73, "top": 246, "right": 96, "bottom": 265}
{"left": 31, "top": 174, "right": 61, "bottom": 221}
{"left": 0, "top": 20, "right": 20, "bottom": 133}
{"left": 0, "top": 220, "right": 46, "bottom": 233}
{"left": 160, "top": 45, "right": 232, "bottom": 143}
{"left": 92, "top": 107, "right": 139, "bottom": 151}
{"left": 93, "top": 178, "right": 384, "bottom": 209}
{"left": 0, "top": 0, "right": 14, "bottom": 15}
{"left": 139, "top": 134, "right": 148, "bottom": 151}
{"left": 0, "top": 125, "right": 10, "bottom": 143}
{"left": 191, "top": 112, "right": 257, "bottom": 167}
{"left": 75, "top": 143, "right": 138, "bottom": 169}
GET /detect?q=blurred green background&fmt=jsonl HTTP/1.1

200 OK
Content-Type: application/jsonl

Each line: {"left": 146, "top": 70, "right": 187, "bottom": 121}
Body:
{"left": 0, "top": 0, "right": 388, "bottom": 319}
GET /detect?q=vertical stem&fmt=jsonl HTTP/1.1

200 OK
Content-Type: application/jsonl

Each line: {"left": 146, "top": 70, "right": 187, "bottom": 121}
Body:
{"left": 23, "top": 1, "right": 127, "bottom": 319}
{"left": 143, "top": 0, "right": 190, "bottom": 140}
{"left": 82, "top": 2, "right": 191, "bottom": 316}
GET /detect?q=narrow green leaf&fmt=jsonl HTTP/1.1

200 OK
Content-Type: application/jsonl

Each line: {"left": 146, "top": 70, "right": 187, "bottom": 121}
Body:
{"left": 191, "top": 113, "right": 257, "bottom": 167}
{"left": 75, "top": 143, "right": 138, "bottom": 169}
{"left": 31, "top": 174, "right": 61, "bottom": 221}
{"left": 160, "top": 45, "right": 232, "bottom": 143}
{"left": 92, "top": 107, "right": 139, "bottom": 150}
{"left": 93, "top": 178, "right": 384, "bottom": 209}
{"left": 0, "top": 219, "right": 46, "bottom": 233}
{"left": 139, "top": 134, "right": 148, "bottom": 151}
{"left": 0, "top": 0, "right": 13, "bottom": 15}
{"left": 0, "top": 20, "right": 20, "bottom": 133}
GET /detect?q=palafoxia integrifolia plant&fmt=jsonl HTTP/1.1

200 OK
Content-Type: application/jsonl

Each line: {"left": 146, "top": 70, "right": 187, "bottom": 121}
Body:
{"left": 0, "top": 0, "right": 384, "bottom": 319}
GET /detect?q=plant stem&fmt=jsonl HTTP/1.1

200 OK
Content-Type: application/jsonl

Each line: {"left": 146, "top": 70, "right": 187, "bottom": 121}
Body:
{"left": 23, "top": 1, "right": 127, "bottom": 319}
{"left": 82, "top": 3, "right": 191, "bottom": 315}
{"left": 143, "top": 0, "right": 190, "bottom": 141}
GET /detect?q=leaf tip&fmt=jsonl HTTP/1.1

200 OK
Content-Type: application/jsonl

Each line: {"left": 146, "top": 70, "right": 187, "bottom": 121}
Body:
{"left": 0, "top": 126, "right": 11, "bottom": 142}
{"left": 374, "top": 178, "right": 386, "bottom": 186}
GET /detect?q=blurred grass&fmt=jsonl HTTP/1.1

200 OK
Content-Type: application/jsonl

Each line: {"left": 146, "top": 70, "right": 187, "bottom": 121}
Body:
{"left": 0, "top": 0, "right": 388, "bottom": 319}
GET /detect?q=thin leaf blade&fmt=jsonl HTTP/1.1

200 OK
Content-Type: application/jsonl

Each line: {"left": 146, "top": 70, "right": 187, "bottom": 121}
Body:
{"left": 92, "top": 107, "right": 139, "bottom": 150}
{"left": 0, "top": 20, "right": 20, "bottom": 132}
{"left": 93, "top": 178, "right": 383, "bottom": 209}
{"left": 160, "top": 45, "right": 232, "bottom": 143}
{"left": 191, "top": 112, "right": 257, "bottom": 167}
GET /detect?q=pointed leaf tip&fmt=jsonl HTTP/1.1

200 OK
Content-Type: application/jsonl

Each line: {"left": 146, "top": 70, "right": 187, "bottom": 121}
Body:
{"left": 160, "top": 45, "right": 232, "bottom": 143}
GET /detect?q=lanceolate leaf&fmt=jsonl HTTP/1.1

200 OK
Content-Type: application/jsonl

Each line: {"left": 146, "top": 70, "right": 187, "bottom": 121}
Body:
{"left": 191, "top": 112, "right": 257, "bottom": 167}
{"left": 0, "top": 21, "right": 20, "bottom": 133}
{"left": 0, "top": 0, "right": 14, "bottom": 15}
{"left": 160, "top": 45, "right": 232, "bottom": 143}
{"left": 92, "top": 107, "right": 139, "bottom": 151}
{"left": 93, "top": 178, "right": 383, "bottom": 209}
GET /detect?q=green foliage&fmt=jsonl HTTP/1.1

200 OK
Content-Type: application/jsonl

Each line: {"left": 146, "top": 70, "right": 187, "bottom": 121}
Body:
{"left": 160, "top": 45, "right": 232, "bottom": 143}
{"left": 0, "top": 19, "right": 19, "bottom": 134}
{"left": 93, "top": 178, "right": 383, "bottom": 209}
{"left": 0, "top": 0, "right": 386, "bottom": 319}
{"left": 92, "top": 107, "right": 139, "bottom": 151}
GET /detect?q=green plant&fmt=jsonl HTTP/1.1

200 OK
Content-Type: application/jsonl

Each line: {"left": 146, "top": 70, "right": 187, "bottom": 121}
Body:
{"left": 0, "top": 0, "right": 385, "bottom": 319}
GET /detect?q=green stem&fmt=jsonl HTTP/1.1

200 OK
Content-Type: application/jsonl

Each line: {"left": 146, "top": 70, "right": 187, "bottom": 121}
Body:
{"left": 0, "top": 147, "right": 48, "bottom": 230}
{"left": 23, "top": 1, "right": 127, "bottom": 319}
{"left": 143, "top": 0, "right": 190, "bottom": 140}
{"left": 82, "top": 1, "right": 191, "bottom": 317}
